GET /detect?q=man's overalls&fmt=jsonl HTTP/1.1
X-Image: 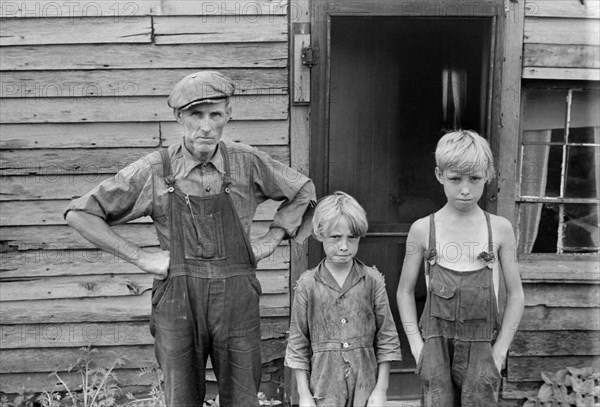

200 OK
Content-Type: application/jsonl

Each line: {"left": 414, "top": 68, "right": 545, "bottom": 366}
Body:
{"left": 150, "top": 143, "right": 261, "bottom": 406}
{"left": 418, "top": 212, "right": 502, "bottom": 407}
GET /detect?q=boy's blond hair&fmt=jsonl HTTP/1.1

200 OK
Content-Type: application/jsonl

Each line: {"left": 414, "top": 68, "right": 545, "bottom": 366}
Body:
{"left": 435, "top": 130, "right": 496, "bottom": 182}
{"left": 312, "top": 191, "right": 368, "bottom": 241}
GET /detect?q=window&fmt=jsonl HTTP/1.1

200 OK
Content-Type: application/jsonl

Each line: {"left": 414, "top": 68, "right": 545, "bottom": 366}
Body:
{"left": 518, "top": 83, "right": 600, "bottom": 254}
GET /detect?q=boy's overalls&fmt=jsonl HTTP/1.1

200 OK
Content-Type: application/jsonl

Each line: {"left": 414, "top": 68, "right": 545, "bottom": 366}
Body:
{"left": 149, "top": 144, "right": 261, "bottom": 406}
{"left": 418, "top": 212, "right": 501, "bottom": 407}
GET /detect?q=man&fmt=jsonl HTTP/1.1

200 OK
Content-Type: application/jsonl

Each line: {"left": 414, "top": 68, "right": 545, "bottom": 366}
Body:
{"left": 65, "top": 71, "right": 316, "bottom": 406}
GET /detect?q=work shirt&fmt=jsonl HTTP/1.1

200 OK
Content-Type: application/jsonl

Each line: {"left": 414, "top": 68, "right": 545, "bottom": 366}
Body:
{"left": 64, "top": 140, "right": 316, "bottom": 248}
{"left": 285, "top": 259, "right": 402, "bottom": 405}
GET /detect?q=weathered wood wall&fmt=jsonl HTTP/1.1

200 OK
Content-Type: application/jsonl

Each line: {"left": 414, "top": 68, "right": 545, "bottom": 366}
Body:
{"left": 501, "top": 259, "right": 600, "bottom": 406}
{"left": 523, "top": 0, "right": 600, "bottom": 80}
{"left": 0, "top": 0, "right": 292, "bottom": 396}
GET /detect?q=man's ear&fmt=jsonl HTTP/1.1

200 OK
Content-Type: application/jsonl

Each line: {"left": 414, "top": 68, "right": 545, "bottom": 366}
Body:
{"left": 226, "top": 105, "right": 232, "bottom": 122}
{"left": 173, "top": 108, "right": 183, "bottom": 123}
{"left": 435, "top": 167, "right": 444, "bottom": 184}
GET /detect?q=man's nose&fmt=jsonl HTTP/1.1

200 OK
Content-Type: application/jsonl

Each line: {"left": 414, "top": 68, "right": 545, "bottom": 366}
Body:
{"left": 199, "top": 118, "right": 211, "bottom": 132}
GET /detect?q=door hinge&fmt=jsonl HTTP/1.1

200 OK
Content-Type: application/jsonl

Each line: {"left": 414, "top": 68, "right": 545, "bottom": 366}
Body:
{"left": 301, "top": 46, "right": 318, "bottom": 67}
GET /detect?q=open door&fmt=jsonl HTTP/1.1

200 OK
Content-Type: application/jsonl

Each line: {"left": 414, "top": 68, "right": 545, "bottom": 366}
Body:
{"left": 308, "top": 1, "right": 510, "bottom": 400}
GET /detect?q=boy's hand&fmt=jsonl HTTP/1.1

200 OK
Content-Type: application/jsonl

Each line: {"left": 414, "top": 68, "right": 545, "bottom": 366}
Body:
{"left": 411, "top": 340, "right": 425, "bottom": 368}
{"left": 492, "top": 344, "right": 506, "bottom": 375}
{"left": 298, "top": 394, "right": 316, "bottom": 407}
{"left": 137, "top": 250, "right": 170, "bottom": 280}
{"left": 367, "top": 387, "right": 387, "bottom": 406}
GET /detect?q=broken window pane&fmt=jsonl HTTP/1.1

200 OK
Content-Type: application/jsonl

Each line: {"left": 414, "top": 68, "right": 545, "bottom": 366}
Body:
{"left": 563, "top": 203, "right": 600, "bottom": 252}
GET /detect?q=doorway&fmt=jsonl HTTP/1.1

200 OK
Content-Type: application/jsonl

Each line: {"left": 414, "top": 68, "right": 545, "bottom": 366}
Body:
{"left": 310, "top": 16, "right": 494, "bottom": 399}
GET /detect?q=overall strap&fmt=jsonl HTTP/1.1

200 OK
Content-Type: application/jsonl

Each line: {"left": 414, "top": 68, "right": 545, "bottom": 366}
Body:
{"left": 160, "top": 148, "right": 173, "bottom": 180}
{"left": 424, "top": 214, "right": 437, "bottom": 276}
{"left": 484, "top": 211, "right": 494, "bottom": 251}
{"left": 428, "top": 213, "right": 436, "bottom": 250}
{"left": 218, "top": 141, "right": 232, "bottom": 192}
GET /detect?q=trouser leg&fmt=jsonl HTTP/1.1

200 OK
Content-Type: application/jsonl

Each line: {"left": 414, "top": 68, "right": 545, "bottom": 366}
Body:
{"left": 419, "top": 337, "right": 456, "bottom": 407}
{"left": 208, "top": 275, "right": 261, "bottom": 407}
{"left": 460, "top": 341, "right": 501, "bottom": 407}
{"left": 152, "top": 276, "right": 205, "bottom": 406}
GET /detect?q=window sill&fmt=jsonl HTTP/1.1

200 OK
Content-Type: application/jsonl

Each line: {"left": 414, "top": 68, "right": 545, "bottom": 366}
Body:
{"left": 518, "top": 254, "right": 600, "bottom": 283}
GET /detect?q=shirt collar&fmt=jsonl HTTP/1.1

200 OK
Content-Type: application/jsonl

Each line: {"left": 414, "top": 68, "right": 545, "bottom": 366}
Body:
{"left": 315, "top": 259, "right": 366, "bottom": 295}
{"left": 180, "top": 140, "right": 226, "bottom": 178}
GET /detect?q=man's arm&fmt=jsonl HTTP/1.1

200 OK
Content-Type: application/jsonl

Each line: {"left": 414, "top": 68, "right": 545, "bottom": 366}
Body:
{"left": 492, "top": 217, "right": 525, "bottom": 372}
{"left": 66, "top": 211, "right": 169, "bottom": 279}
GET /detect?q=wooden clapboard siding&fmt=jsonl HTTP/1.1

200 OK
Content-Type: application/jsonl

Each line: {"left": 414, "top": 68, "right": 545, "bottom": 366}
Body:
{"left": 503, "top": 258, "right": 600, "bottom": 402}
{"left": 154, "top": 16, "right": 287, "bottom": 44}
{"left": 0, "top": 146, "right": 290, "bottom": 176}
{"left": 0, "top": 0, "right": 294, "bottom": 396}
{"left": 0, "top": 17, "right": 152, "bottom": 46}
{"left": 0, "top": 95, "right": 288, "bottom": 123}
{"left": 0, "top": 0, "right": 286, "bottom": 18}
{"left": 523, "top": 0, "right": 600, "bottom": 80}
{"left": 0, "top": 43, "right": 287, "bottom": 70}
{"left": 0, "top": 69, "right": 287, "bottom": 98}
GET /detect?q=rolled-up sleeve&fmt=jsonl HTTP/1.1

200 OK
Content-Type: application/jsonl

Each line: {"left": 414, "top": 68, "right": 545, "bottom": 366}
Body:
{"left": 285, "top": 278, "right": 312, "bottom": 371}
{"left": 373, "top": 274, "right": 403, "bottom": 363}
{"left": 63, "top": 155, "right": 155, "bottom": 225}
{"left": 251, "top": 149, "right": 316, "bottom": 240}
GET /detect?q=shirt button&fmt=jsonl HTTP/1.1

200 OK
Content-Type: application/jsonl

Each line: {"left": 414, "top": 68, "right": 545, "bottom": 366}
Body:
{"left": 342, "top": 342, "right": 349, "bottom": 348}
{"left": 205, "top": 186, "right": 211, "bottom": 192}
{"left": 341, "top": 318, "right": 347, "bottom": 324}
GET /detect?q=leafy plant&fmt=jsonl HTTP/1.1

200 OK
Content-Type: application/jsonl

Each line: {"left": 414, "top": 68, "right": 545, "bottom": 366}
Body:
{"left": 0, "top": 388, "right": 35, "bottom": 407}
{"left": 523, "top": 366, "right": 600, "bottom": 407}
{"left": 122, "top": 367, "right": 165, "bottom": 407}
{"left": 37, "top": 345, "right": 125, "bottom": 407}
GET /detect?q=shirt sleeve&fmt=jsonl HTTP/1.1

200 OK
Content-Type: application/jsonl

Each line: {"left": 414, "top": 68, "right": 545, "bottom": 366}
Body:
{"left": 372, "top": 271, "right": 403, "bottom": 363}
{"left": 251, "top": 149, "right": 316, "bottom": 239}
{"left": 63, "top": 154, "right": 156, "bottom": 225}
{"left": 285, "top": 277, "right": 312, "bottom": 371}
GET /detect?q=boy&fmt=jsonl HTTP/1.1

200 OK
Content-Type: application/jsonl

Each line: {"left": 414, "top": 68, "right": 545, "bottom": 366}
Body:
{"left": 285, "top": 192, "right": 402, "bottom": 407}
{"left": 397, "top": 130, "right": 524, "bottom": 406}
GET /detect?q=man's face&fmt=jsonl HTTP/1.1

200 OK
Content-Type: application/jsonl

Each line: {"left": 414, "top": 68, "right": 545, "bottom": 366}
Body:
{"left": 177, "top": 100, "right": 231, "bottom": 161}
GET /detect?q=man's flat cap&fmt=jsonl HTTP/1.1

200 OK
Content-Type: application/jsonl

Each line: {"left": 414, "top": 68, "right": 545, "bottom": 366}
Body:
{"left": 167, "top": 71, "right": 235, "bottom": 109}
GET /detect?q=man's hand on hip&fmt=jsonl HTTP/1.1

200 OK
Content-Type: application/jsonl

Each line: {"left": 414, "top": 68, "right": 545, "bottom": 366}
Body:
{"left": 137, "top": 250, "right": 171, "bottom": 280}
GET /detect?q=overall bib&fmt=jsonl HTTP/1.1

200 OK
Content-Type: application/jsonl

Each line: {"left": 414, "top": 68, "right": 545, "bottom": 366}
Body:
{"left": 418, "top": 212, "right": 502, "bottom": 407}
{"left": 150, "top": 143, "right": 261, "bottom": 407}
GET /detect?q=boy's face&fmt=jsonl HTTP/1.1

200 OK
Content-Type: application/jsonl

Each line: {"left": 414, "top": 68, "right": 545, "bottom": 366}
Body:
{"left": 322, "top": 217, "right": 360, "bottom": 266}
{"left": 436, "top": 167, "right": 487, "bottom": 211}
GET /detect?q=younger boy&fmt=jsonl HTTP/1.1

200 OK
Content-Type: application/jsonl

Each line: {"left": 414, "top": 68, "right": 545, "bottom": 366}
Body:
{"left": 286, "top": 192, "right": 402, "bottom": 407}
{"left": 397, "top": 130, "right": 524, "bottom": 406}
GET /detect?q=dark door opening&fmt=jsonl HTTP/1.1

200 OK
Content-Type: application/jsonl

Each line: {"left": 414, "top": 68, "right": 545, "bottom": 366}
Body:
{"left": 312, "top": 16, "right": 493, "bottom": 399}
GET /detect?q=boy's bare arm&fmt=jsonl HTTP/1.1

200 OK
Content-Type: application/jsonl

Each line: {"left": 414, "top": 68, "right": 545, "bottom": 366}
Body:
{"left": 368, "top": 362, "right": 391, "bottom": 406}
{"left": 492, "top": 217, "right": 525, "bottom": 369}
{"left": 294, "top": 369, "right": 316, "bottom": 407}
{"left": 397, "top": 219, "right": 427, "bottom": 360}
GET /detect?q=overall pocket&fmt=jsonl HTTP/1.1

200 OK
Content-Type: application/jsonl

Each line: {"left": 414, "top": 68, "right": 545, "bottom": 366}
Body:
{"left": 151, "top": 277, "right": 173, "bottom": 310}
{"left": 183, "top": 210, "right": 227, "bottom": 260}
{"left": 460, "top": 281, "right": 490, "bottom": 321}
{"left": 430, "top": 279, "right": 457, "bottom": 321}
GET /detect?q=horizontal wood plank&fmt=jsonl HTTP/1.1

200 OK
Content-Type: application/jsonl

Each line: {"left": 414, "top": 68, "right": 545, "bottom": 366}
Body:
{"left": 523, "top": 67, "right": 600, "bottom": 81}
{"left": 519, "top": 259, "right": 600, "bottom": 283}
{"left": 0, "top": 146, "right": 289, "bottom": 175}
{"left": 0, "top": 0, "right": 286, "bottom": 18}
{"left": 507, "top": 356, "right": 600, "bottom": 381}
{"left": 0, "top": 95, "right": 288, "bottom": 123}
{"left": 0, "top": 68, "right": 287, "bottom": 99}
{"left": 1, "top": 222, "right": 271, "bottom": 249}
{"left": 154, "top": 16, "right": 287, "bottom": 44}
{"left": 0, "top": 120, "right": 288, "bottom": 149}
{"left": 510, "top": 331, "right": 600, "bottom": 356}
{"left": 0, "top": 270, "right": 288, "bottom": 301}
{"left": 0, "top": 338, "right": 285, "bottom": 373}
{"left": 0, "top": 199, "right": 279, "bottom": 225}
{"left": 0, "top": 291, "right": 289, "bottom": 324}
{"left": 0, "top": 246, "right": 291, "bottom": 278}
{"left": 525, "top": 0, "right": 600, "bottom": 19}
{"left": 502, "top": 379, "right": 541, "bottom": 400}
{"left": 0, "top": 17, "right": 151, "bottom": 46}
{"left": 524, "top": 19, "right": 600, "bottom": 46}
{"left": 520, "top": 306, "right": 600, "bottom": 330}
{"left": 524, "top": 283, "right": 600, "bottom": 308}
{"left": 0, "top": 43, "right": 287, "bottom": 70}
{"left": 0, "top": 317, "right": 289, "bottom": 349}
{"left": 524, "top": 43, "right": 600, "bottom": 68}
